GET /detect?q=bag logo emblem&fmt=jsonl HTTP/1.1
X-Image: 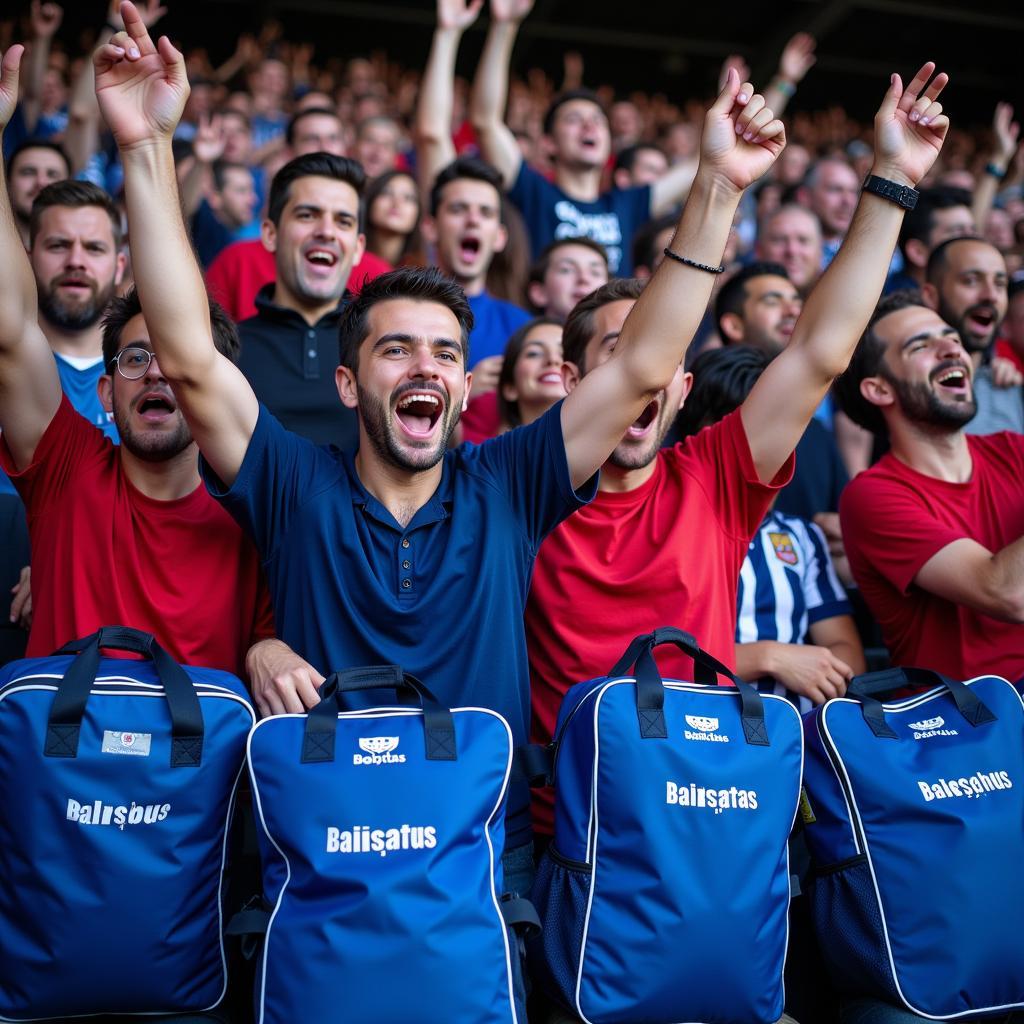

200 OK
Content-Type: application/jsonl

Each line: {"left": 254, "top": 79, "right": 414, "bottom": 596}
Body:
{"left": 685, "top": 715, "right": 719, "bottom": 732}
{"left": 768, "top": 531, "right": 799, "bottom": 566}
{"left": 359, "top": 736, "right": 399, "bottom": 755}
{"left": 683, "top": 715, "right": 729, "bottom": 743}
{"left": 907, "top": 716, "right": 958, "bottom": 740}
{"left": 353, "top": 736, "right": 407, "bottom": 766}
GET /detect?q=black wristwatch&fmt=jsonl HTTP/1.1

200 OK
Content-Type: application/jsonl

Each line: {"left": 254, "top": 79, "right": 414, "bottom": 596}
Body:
{"left": 862, "top": 174, "right": 920, "bottom": 211}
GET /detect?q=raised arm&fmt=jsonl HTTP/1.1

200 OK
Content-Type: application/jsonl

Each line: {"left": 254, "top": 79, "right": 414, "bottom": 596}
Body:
{"left": 0, "top": 45, "right": 62, "bottom": 469}
{"left": 414, "top": 0, "right": 482, "bottom": 202}
{"left": 95, "top": 1, "right": 257, "bottom": 486}
{"left": 562, "top": 71, "right": 785, "bottom": 489}
{"left": 741, "top": 63, "right": 950, "bottom": 484}
{"left": 763, "top": 32, "right": 817, "bottom": 119}
{"left": 972, "top": 103, "right": 1019, "bottom": 234}
{"left": 468, "top": 0, "right": 532, "bottom": 189}
{"left": 18, "top": 1, "right": 62, "bottom": 135}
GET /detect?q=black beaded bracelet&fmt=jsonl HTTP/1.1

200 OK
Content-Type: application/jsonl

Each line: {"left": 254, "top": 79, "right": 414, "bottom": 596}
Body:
{"left": 662, "top": 248, "right": 725, "bottom": 274}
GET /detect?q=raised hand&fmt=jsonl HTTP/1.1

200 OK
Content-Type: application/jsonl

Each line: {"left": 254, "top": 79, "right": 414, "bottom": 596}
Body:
{"left": 489, "top": 0, "right": 534, "bottom": 24}
{"left": 700, "top": 69, "right": 786, "bottom": 193}
{"left": 29, "top": 1, "right": 62, "bottom": 41}
{"left": 872, "top": 62, "right": 949, "bottom": 188}
{"left": 718, "top": 54, "right": 750, "bottom": 95}
{"left": 778, "top": 32, "right": 816, "bottom": 85}
{"left": 0, "top": 45, "right": 23, "bottom": 130}
{"left": 106, "top": 0, "right": 168, "bottom": 31}
{"left": 94, "top": 0, "right": 189, "bottom": 150}
{"left": 438, "top": 0, "right": 484, "bottom": 31}
{"left": 991, "top": 102, "right": 1020, "bottom": 166}
{"left": 192, "top": 113, "right": 225, "bottom": 163}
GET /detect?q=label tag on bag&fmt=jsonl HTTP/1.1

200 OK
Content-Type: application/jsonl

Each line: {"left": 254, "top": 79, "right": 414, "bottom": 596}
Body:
{"left": 798, "top": 786, "right": 817, "bottom": 825}
{"left": 102, "top": 730, "right": 152, "bottom": 757}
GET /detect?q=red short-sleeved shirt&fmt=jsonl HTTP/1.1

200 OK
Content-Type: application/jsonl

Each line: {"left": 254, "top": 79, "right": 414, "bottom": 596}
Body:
{"left": 840, "top": 433, "right": 1024, "bottom": 681}
{"left": 526, "top": 411, "right": 793, "bottom": 834}
{"left": 0, "top": 398, "right": 273, "bottom": 677}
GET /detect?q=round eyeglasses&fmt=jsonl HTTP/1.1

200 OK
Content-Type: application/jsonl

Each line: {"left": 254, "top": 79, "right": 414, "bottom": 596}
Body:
{"left": 108, "top": 346, "right": 154, "bottom": 380}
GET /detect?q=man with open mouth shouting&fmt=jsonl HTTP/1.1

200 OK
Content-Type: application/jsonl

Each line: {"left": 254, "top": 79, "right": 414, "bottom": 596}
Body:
{"left": 837, "top": 285, "right": 1024, "bottom": 686}
{"left": 95, "top": 0, "right": 788, "bottom": 900}
{"left": 0, "top": 45, "right": 273, "bottom": 679}
{"left": 921, "top": 234, "right": 1020, "bottom": 435}
{"left": 526, "top": 64, "right": 954, "bottom": 854}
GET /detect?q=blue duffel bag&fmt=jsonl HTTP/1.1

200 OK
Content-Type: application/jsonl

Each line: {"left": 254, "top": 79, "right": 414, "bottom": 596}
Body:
{"left": 0, "top": 626, "right": 255, "bottom": 1021}
{"left": 802, "top": 667, "right": 1024, "bottom": 1019}
{"left": 246, "top": 664, "right": 533, "bottom": 1024}
{"left": 531, "top": 627, "right": 804, "bottom": 1024}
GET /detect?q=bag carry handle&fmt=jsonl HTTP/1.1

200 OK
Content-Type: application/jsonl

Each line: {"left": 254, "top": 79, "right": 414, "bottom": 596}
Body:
{"left": 49, "top": 626, "right": 203, "bottom": 767}
{"left": 847, "top": 667, "right": 997, "bottom": 739}
{"left": 301, "top": 664, "right": 456, "bottom": 764}
{"left": 609, "top": 627, "right": 769, "bottom": 746}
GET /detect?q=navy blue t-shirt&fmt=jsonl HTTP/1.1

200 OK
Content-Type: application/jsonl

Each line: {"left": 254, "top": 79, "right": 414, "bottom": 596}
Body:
{"left": 509, "top": 163, "right": 652, "bottom": 275}
{"left": 467, "top": 291, "right": 531, "bottom": 367}
{"left": 202, "top": 401, "right": 594, "bottom": 847}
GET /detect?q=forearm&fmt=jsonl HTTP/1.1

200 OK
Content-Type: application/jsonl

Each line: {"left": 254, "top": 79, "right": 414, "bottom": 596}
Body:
{"left": 735, "top": 641, "right": 783, "bottom": 680}
{"left": 971, "top": 166, "right": 1002, "bottom": 231}
{"left": 787, "top": 181, "right": 905, "bottom": 380}
{"left": 120, "top": 141, "right": 218, "bottom": 382}
{"left": 417, "top": 28, "right": 460, "bottom": 145}
{"left": 469, "top": 20, "right": 522, "bottom": 184}
{"left": 178, "top": 155, "right": 210, "bottom": 220}
{"left": 616, "top": 169, "right": 740, "bottom": 392}
{"left": 763, "top": 78, "right": 796, "bottom": 120}
{"left": 0, "top": 138, "right": 40, "bottom": 340}
{"left": 20, "top": 38, "right": 49, "bottom": 130}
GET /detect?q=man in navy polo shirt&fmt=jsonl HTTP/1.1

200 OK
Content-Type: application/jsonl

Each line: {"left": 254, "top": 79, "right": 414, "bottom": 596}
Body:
{"left": 96, "top": 1, "right": 785, "bottom": 875}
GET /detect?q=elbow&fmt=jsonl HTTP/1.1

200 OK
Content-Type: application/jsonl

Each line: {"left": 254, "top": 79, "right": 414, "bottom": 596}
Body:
{"left": 997, "top": 593, "right": 1024, "bottom": 625}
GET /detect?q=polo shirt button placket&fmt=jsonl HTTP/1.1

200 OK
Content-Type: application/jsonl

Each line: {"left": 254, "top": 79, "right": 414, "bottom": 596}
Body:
{"left": 400, "top": 537, "right": 412, "bottom": 592}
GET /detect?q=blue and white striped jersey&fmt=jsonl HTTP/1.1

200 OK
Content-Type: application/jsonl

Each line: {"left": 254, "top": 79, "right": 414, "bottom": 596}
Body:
{"left": 737, "top": 509, "right": 851, "bottom": 714}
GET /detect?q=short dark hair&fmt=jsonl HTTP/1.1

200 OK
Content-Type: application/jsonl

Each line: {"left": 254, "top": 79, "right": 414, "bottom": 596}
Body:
{"left": 676, "top": 345, "right": 769, "bottom": 437}
{"left": 211, "top": 159, "right": 251, "bottom": 192}
{"left": 543, "top": 88, "right": 607, "bottom": 136}
{"left": 899, "top": 186, "right": 972, "bottom": 256}
{"left": 429, "top": 156, "right": 504, "bottom": 218}
{"left": 5, "top": 137, "right": 71, "bottom": 179}
{"left": 833, "top": 290, "right": 932, "bottom": 434}
{"left": 631, "top": 212, "right": 677, "bottom": 275}
{"left": 562, "top": 278, "right": 645, "bottom": 373}
{"left": 101, "top": 286, "right": 240, "bottom": 369}
{"left": 336, "top": 266, "right": 473, "bottom": 372}
{"left": 714, "top": 261, "right": 790, "bottom": 334}
{"left": 528, "top": 235, "right": 609, "bottom": 288}
{"left": 267, "top": 152, "right": 366, "bottom": 227}
{"left": 925, "top": 234, "right": 992, "bottom": 284}
{"left": 29, "top": 179, "right": 123, "bottom": 249}
{"left": 496, "top": 316, "right": 563, "bottom": 429}
{"left": 613, "top": 142, "right": 666, "bottom": 175}
{"left": 285, "top": 106, "right": 341, "bottom": 147}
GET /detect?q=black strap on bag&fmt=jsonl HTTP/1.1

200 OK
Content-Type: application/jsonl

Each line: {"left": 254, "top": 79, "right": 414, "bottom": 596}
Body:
{"left": 301, "top": 664, "right": 457, "bottom": 764}
{"left": 609, "top": 627, "right": 769, "bottom": 746}
{"left": 47, "top": 626, "right": 204, "bottom": 767}
{"left": 848, "top": 666, "right": 997, "bottom": 739}
{"left": 500, "top": 893, "right": 542, "bottom": 939}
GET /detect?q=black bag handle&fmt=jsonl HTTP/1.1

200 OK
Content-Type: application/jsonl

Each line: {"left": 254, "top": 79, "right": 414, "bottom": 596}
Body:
{"left": 301, "top": 664, "right": 456, "bottom": 764}
{"left": 848, "top": 667, "right": 997, "bottom": 739}
{"left": 609, "top": 627, "right": 769, "bottom": 746}
{"left": 48, "top": 626, "right": 203, "bottom": 767}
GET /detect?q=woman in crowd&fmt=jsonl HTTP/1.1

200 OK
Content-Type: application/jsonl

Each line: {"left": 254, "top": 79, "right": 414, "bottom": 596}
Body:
{"left": 496, "top": 316, "right": 566, "bottom": 433}
{"left": 362, "top": 168, "right": 423, "bottom": 268}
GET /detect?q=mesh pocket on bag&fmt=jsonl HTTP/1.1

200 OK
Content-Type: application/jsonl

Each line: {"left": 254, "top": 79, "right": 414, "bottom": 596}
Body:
{"left": 528, "top": 849, "right": 591, "bottom": 1015}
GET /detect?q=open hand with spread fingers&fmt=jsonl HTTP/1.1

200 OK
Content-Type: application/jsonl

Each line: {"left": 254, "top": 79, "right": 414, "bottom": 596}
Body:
{"left": 872, "top": 62, "right": 950, "bottom": 188}
{"left": 700, "top": 68, "right": 786, "bottom": 194}
{"left": 93, "top": 0, "right": 189, "bottom": 150}
{"left": 438, "top": 0, "right": 484, "bottom": 31}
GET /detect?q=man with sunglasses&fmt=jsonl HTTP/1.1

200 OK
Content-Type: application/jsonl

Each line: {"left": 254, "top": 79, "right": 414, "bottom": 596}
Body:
{"left": 0, "top": 47, "right": 272, "bottom": 678}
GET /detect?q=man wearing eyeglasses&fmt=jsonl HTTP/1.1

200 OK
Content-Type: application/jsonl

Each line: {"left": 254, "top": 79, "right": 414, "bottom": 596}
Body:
{"left": 0, "top": 48, "right": 272, "bottom": 679}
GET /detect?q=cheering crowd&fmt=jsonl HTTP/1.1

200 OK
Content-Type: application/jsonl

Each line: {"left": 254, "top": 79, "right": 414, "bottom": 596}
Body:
{"left": 0, "top": 1, "right": 1022, "bottom": 1021}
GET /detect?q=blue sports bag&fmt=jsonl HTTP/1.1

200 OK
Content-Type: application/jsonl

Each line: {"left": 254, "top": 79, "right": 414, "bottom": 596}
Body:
{"left": 531, "top": 628, "right": 804, "bottom": 1024}
{"left": 0, "top": 626, "right": 255, "bottom": 1021}
{"left": 247, "top": 664, "right": 531, "bottom": 1024}
{"left": 802, "top": 667, "right": 1024, "bottom": 1019}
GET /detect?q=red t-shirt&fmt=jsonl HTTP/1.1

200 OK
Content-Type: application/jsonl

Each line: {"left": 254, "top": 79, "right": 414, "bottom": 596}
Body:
{"left": 526, "top": 410, "right": 793, "bottom": 834}
{"left": 203, "top": 239, "right": 392, "bottom": 322}
{"left": 994, "top": 338, "right": 1024, "bottom": 375}
{"left": 840, "top": 433, "right": 1024, "bottom": 681}
{"left": 0, "top": 398, "right": 274, "bottom": 677}
{"left": 460, "top": 391, "right": 501, "bottom": 444}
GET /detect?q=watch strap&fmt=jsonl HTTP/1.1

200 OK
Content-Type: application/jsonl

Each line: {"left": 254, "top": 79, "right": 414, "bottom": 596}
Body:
{"left": 862, "top": 174, "right": 920, "bottom": 210}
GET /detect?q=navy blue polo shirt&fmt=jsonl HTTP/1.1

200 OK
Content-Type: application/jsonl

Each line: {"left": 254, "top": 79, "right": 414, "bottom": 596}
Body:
{"left": 202, "top": 400, "right": 594, "bottom": 847}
